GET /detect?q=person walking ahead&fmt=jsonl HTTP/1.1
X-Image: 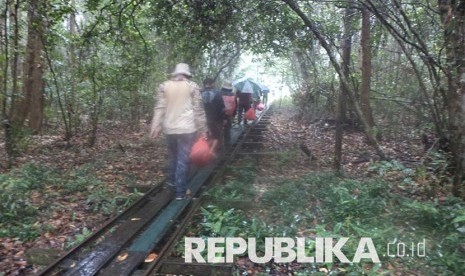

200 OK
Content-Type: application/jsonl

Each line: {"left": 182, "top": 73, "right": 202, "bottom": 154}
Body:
{"left": 201, "top": 78, "right": 225, "bottom": 153}
{"left": 220, "top": 81, "right": 235, "bottom": 146}
{"left": 236, "top": 89, "right": 252, "bottom": 126}
{"left": 150, "top": 63, "right": 207, "bottom": 200}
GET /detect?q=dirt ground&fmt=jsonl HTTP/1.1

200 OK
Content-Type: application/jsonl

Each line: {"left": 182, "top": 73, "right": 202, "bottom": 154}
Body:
{"left": 0, "top": 105, "right": 427, "bottom": 275}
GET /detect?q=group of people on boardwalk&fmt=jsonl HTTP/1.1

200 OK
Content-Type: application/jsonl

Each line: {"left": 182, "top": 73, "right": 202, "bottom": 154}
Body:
{"left": 149, "top": 63, "right": 269, "bottom": 200}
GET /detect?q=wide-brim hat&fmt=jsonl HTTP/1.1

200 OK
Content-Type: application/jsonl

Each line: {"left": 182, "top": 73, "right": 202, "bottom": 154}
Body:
{"left": 221, "top": 81, "right": 233, "bottom": 90}
{"left": 171, "top": 63, "right": 192, "bottom": 77}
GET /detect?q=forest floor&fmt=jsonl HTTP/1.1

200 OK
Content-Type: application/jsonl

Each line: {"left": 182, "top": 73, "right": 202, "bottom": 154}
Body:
{"left": 0, "top": 101, "right": 462, "bottom": 275}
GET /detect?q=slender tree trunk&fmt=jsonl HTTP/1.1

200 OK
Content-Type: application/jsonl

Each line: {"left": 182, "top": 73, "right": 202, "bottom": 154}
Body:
{"left": 1, "top": 3, "right": 8, "bottom": 116}
{"left": 66, "top": 1, "right": 77, "bottom": 140}
{"left": 439, "top": 0, "right": 465, "bottom": 198}
{"left": 360, "top": 6, "right": 376, "bottom": 131}
{"left": 295, "top": 49, "right": 311, "bottom": 88}
{"left": 43, "top": 42, "right": 72, "bottom": 143}
{"left": 364, "top": 0, "right": 446, "bottom": 138}
{"left": 294, "top": 49, "right": 314, "bottom": 119}
{"left": 1, "top": 1, "right": 15, "bottom": 168}
{"left": 88, "top": 72, "right": 103, "bottom": 147}
{"left": 283, "top": 0, "right": 388, "bottom": 160}
{"left": 130, "top": 88, "right": 140, "bottom": 131}
{"left": 335, "top": 5, "right": 353, "bottom": 173}
{"left": 10, "top": 0, "right": 19, "bottom": 111}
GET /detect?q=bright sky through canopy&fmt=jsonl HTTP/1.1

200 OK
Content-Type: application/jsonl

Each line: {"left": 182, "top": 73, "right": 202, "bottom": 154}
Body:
{"left": 235, "top": 52, "right": 291, "bottom": 100}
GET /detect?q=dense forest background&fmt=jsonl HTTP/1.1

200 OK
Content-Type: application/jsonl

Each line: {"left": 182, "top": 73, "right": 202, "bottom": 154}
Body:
{"left": 0, "top": 0, "right": 465, "bottom": 196}
{"left": 2, "top": 0, "right": 464, "bottom": 196}
{"left": 1, "top": 0, "right": 465, "bottom": 274}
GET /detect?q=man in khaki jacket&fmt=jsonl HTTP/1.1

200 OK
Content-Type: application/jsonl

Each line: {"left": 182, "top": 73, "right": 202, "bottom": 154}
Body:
{"left": 150, "top": 63, "right": 207, "bottom": 200}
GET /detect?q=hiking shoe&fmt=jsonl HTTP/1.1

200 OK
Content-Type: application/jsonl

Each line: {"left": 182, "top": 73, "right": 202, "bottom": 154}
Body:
{"left": 176, "top": 189, "right": 192, "bottom": 200}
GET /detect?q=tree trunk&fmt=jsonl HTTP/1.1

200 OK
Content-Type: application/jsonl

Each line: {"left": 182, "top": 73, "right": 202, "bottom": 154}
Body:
{"left": 360, "top": 6, "right": 376, "bottom": 130}
{"left": 88, "top": 72, "right": 103, "bottom": 147}
{"left": 1, "top": 3, "right": 8, "bottom": 116}
{"left": 10, "top": 0, "right": 45, "bottom": 134}
{"left": 27, "top": 34, "right": 45, "bottom": 134}
{"left": 130, "top": 88, "right": 140, "bottom": 131}
{"left": 283, "top": 0, "right": 388, "bottom": 160}
{"left": 335, "top": 5, "right": 353, "bottom": 173}
{"left": 10, "top": 0, "right": 20, "bottom": 112}
{"left": 439, "top": 0, "right": 465, "bottom": 198}
{"left": 295, "top": 49, "right": 311, "bottom": 88}
{"left": 1, "top": 1, "right": 15, "bottom": 168}
{"left": 364, "top": 0, "right": 446, "bottom": 138}
{"left": 66, "top": 1, "right": 77, "bottom": 140}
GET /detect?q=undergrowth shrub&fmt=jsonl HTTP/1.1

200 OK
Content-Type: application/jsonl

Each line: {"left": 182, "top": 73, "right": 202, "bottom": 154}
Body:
{"left": 0, "top": 161, "right": 143, "bottom": 242}
{"left": 206, "top": 179, "right": 256, "bottom": 201}
{"left": 224, "top": 157, "right": 257, "bottom": 183}
{"left": 369, "top": 154, "right": 453, "bottom": 197}
{"left": 0, "top": 163, "right": 56, "bottom": 240}
{"left": 200, "top": 169, "right": 464, "bottom": 274}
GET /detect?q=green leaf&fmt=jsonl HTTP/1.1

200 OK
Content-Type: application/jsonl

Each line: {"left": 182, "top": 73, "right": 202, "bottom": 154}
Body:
{"left": 452, "top": 216, "right": 465, "bottom": 224}
{"left": 333, "top": 222, "right": 342, "bottom": 234}
{"left": 213, "top": 221, "right": 222, "bottom": 233}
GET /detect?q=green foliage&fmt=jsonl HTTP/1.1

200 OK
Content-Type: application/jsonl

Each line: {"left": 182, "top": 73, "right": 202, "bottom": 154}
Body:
{"left": 260, "top": 179, "right": 314, "bottom": 228}
{"left": 419, "top": 150, "right": 452, "bottom": 186}
{"left": 174, "top": 205, "right": 250, "bottom": 259}
{"left": 224, "top": 157, "right": 257, "bottom": 183}
{"left": 45, "top": 0, "right": 74, "bottom": 27}
{"left": 185, "top": 170, "right": 465, "bottom": 274}
{"left": 86, "top": 186, "right": 143, "bottom": 216}
{"left": 65, "top": 227, "right": 91, "bottom": 249}
{"left": 323, "top": 181, "right": 387, "bottom": 222}
{"left": 0, "top": 163, "right": 54, "bottom": 240}
{"left": 206, "top": 179, "right": 256, "bottom": 201}
{"left": 199, "top": 205, "right": 245, "bottom": 238}
{"left": 370, "top": 153, "right": 453, "bottom": 197}
{"left": 0, "top": 161, "right": 143, "bottom": 242}
{"left": 60, "top": 169, "right": 100, "bottom": 194}
{"left": 293, "top": 174, "right": 464, "bottom": 274}
{"left": 369, "top": 160, "right": 414, "bottom": 177}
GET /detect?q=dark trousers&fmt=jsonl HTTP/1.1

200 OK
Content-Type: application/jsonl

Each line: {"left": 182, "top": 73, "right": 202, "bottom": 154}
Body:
{"left": 237, "top": 104, "right": 250, "bottom": 125}
{"left": 208, "top": 120, "right": 224, "bottom": 151}
{"left": 224, "top": 116, "right": 232, "bottom": 146}
{"left": 262, "top": 93, "right": 268, "bottom": 105}
{"left": 166, "top": 133, "right": 196, "bottom": 198}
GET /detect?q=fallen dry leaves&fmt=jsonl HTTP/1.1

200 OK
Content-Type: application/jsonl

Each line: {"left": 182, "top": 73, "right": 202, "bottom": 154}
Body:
{"left": 0, "top": 109, "right": 427, "bottom": 275}
{"left": 0, "top": 122, "right": 166, "bottom": 275}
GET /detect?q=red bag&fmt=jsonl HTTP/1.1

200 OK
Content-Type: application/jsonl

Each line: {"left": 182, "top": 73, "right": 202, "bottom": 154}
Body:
{"left": 190, "top": 137, "right": 213, "bottom": 167}
{"left": 244, "top": 107, "right": 256, "bottom": 120}
{"left": 222, "top": 95, "right": 236, "bottom": 116}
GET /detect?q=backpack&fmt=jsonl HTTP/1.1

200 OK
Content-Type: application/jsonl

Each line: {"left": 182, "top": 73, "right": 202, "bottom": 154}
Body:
{"left": 202, "top": 90, "right": 224, "bottom": 121}
{"left": 222, "top": 95, "right": 236, "bottom": 116}
{"left": 202, "top": 90, "right": 216, "bottom": 105}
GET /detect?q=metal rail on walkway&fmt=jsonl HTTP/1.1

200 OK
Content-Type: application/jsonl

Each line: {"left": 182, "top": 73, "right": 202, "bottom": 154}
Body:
{"left": 146, "top": 107, "right": 273, "bottom": 276}
{"left": 38, "top": 105, "right": 272, "bottom": 276}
